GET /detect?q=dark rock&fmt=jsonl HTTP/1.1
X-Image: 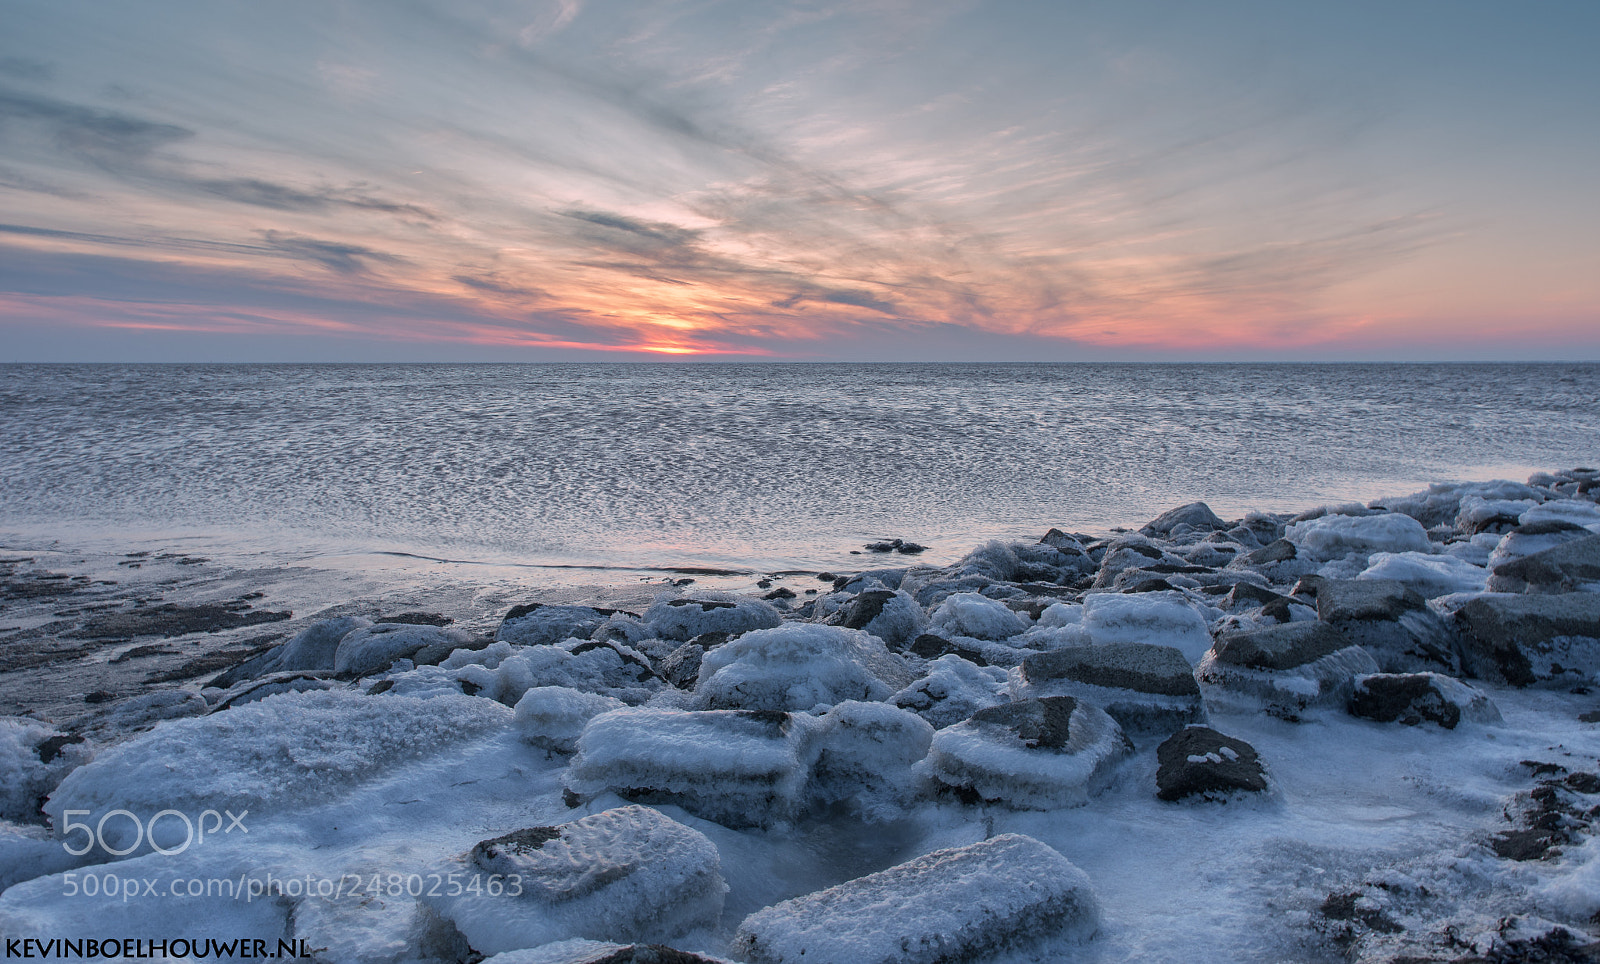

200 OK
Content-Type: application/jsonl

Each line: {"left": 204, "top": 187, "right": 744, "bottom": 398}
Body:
{"left": 909, "top": 633, "right": 988, "bottom": 666}
{"left": 1317, "top": 580, "right": 1461, "bottom": 674}
{"left": 1155, "top": 726, "right": 1267, "bottom": 800}
{"left": 1224, "top": 583, "right": 1289, "bottom": 610}
{"left": 1317, "top": 892, "right": 1404, "bottom": 935}
{"left": 1316, "top": 580, "right": 1426, "bottom": 622}
{"left": 659, "top": 642, "right": 706, "bottom": 689}
{"left": 35, "top": 733, "right": 85, "bottom": 765}
{"left": 1211, "top": 622, "right": 1352, "bottom": 671}
{"left": 968, "top": 696, "right": 1079, "bottom": 750}
{"left": 762, "top": 587, "right": 796, "bottom": 600}
{"left": 1455, "top": 593, "right": 1600, "bottom": 686}
{"left": 375, "top": 611, "right": 454, "bottom": 626}
{"left": 1141, "top": 502, "right": 1227, "bottom": 537}
{"left": 1237, "top": 539, "right": 1297, "bottom": 566}
{"left": 1566, "top": 772, "right": 1600, "bottom": 794}
{"left": 838, "top": 590, "right": 895, "bottom": 628}
{"left": 817, "top": 572, "right": 837, "bottom": 582}
{"left": 1290, "top": 574, "right": 1327, "bottom": 599}
{"left": 412, "top": 634, "right": 493, "bottom": 667}
{"left": 1258, "top": 597, "right": 1302, "bottom": 624}
{"left": 1490, "top": 534, "right": 1600, "bottom": 594}
{"left": 470, "top": 825, "right": 562, "bottom": 870}
{"left": 1024, "top": 644, "right": 1199, "bottom": 697}
{"left": 71, "top": 602, "right": 291, "bottom": 639}
{"left": 497, "top": 603, "right": 631, "bottom": 647}
{"left": 571, "top": 946, "right": 728, "bottom": 964}
{"left": 1581, "top": 710, "right": 1600, "bottom": 723}
{"left": 1347, "top": 672, "right": 1500, "bottom": 729}
{"left": 84, "top": 690, "right": 116, "bottom": 703}
{"left": 365, "top": 679, "right": 395, "bottom": 695}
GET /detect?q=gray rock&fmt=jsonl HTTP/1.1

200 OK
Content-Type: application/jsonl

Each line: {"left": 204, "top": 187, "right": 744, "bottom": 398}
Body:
{"left": 1347, "top": 673, "right": 1501, "bottom": 729}
{"left": 498, "top": 604, "right": 627, "bottom": 647}
{"left": 1141, "top": 502, "right": 1227, "bottom": 537}
{"left": 658, "top": 641, "right": 708, "bottom": 689}
{"left": 1315, "top": 580, "right": 1462, "bottom": 674}
{"left": 926, "top": 696, "right": 1131, "bottom": 808}
{"left": 1211, "top": 622, "right": 1352, "bottom": 671}
{"left": 1155, "top": 726, "right": 1267, "bottom": 801}
{"left": 1197, "top": 624, "right": 1380, "bottom": 716}
{"left": 1488, "top": 534, "right": 1600, "bottom": 594}
{"left": 907, "top": 633, "right": 990, "bottom": 666}
{"left": 1019, "top": 643, "right": 1205, "bottom": 737}
{"left": 827, "top": 589, "right": 928, "bottom": 648}
{"left": 333, "top": 623, "right": 476, "bottom": 677}
{"left": 1454, "top": 593, "right": 1600, "bottom": 687}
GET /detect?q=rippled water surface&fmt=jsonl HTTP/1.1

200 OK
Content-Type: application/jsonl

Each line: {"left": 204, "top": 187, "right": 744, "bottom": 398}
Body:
{"left": 2, "top": 363, "right": 1597, "bottom": 572}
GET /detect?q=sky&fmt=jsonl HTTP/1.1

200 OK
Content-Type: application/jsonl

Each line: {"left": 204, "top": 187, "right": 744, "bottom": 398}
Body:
{"left": 1, "top": 0, "right": 1597, "bottom": 362}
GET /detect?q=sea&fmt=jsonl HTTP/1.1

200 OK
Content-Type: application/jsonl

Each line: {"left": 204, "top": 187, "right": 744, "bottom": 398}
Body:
{"left": 1, "top": 362, "right": 1597, "bottom": 577}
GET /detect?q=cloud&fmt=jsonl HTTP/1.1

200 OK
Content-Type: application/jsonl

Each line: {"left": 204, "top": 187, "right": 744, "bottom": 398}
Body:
{"left": 257, "top": 231, "right": 404, "bottom": 275}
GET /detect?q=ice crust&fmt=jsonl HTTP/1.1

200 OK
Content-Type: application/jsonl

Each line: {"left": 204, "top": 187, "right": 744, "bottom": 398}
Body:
{"left": 692, "top": 623, "right": 911, "bottom": 711}
{"left": 1081, "top": 591, "right": 1213, "bottom": 663}
{"left": 1286, "top": 512, "right": 1432, "bottom": 561}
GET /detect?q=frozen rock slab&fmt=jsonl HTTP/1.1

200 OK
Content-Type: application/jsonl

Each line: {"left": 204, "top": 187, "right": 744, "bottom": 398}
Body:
{"left": 429, "top": 806, "right": 726, "bottom": 957}
{"left": 485, "top": 941, "right": 735, "bottom": 963}
{"left": 515, "top": 686, "right": 627, "bottom": 753}
{"left": 208, "top": 670, "right": 338, "bottom": 711}
{"left": 1018, "top": 643, "right": 1205, "bottom": 738}
{"left": 1197, "top": 623, "right": 1380, "bottom": 717}
{"left": 827, "top": 589, "right": 928, "bottom": 648}
{"left": 564, "top": 708, "right": 823, "bottom": 827}
{"left": 731, "top": 833, "right": 1099, "bottom": 964}
{"left": 1454, "top": 593, "right": 1600, "bottom": 687}
{"left": 644, "top": 593, "right": 782, "bottom": 642}
{"left": 889, "top": 654, "right": 1008, "bottom": 729}
{"left": 1315, "top": 579, "right": 1462, "bottom": 674}
{"left": 929, "top": 592, "right": 1027, "bottom": 641}
{"left": 1488, "top": 534, "right": 1600, "bottom": 594}
{"left": 1080, "top": 591, "right": 1213, "bottom": 663}
{"left": 925, "top": 696, "right": 1130, "bottom": 809}
{"left": 499, "top": 604, "right": 631, "bottom": 647}
{"left": 809, "top": 702, "right": 933, "bottom": 815}
{"left": 692, "top": 624, "right": 912, "bottom": 712}
{"left": 1141, "top": 501, "right": 1227, "bottom": 537}
{"left": 1348, "top": 673, "right": 1502, "bottom": 729}
{"left": 1155, "top": 726, "right": 1267, "bottom": 801}
{"left": 334, "top": 623, "right": 478, "bottom": 676}
{"left": 1285, "top": 512, "right": 1432, "bottom": 562}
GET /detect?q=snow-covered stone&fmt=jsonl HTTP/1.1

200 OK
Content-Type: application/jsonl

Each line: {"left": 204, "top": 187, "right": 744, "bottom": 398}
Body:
{"left": 428, "top": 806, "right": 725, "bottom": 957}
{"left": 888, "top": 654, "right": 1009, "bottom": 729}
{"left": 0, "top": 718, "right": 91, "bottom": 823}
{"left": 1455, "top": 495, "right": 1542, "bottom": 534}
{"left": 925, "top": 697, "right": 1130, "bottom": 809}
{"left": 731, "top": 834, "right": 1099, "bottom": 964}
{"left": 808, "top": 701, "right": 933, "bottom": 816}
{"left": 0, "top": 820, "right": 88, "bottom": 892}
{"left": 335, "top": 623, "right": 477, "bottom": 676}
{"left": 1487, "top": 534, "right": 1600, "bottom": 594}
{"left": 564, "top": 708, "right": 824, "bottom": 827}
{"left": 1080, "top": 592, "right": 1213, "bottom": 663}
{"left": 1454, "top": 593, "right": 1600, "bottom": 687}
{"left": 208, "top": 670, "right": 338, "bottom": 711}
{"left": 515, "top": 687, "right": 627, "bottom": 753}
{"left": 278, "top": 615, "right": 373, "bottom": 671}
{"left": 826, "top": 589, "right": 928, "bottom": 648}
{"left": 692, "top": 624, "right": 912, "bottom": 712}
{"left": 1314, "top": 579, "right": 1462, "bottom": 674}
{"left": 929, "top": 591, "right": 1026, "bottom": 641}
{"left": 1141, "top": 501, "right": 1227, "bottom": 537}
{"left": 1520, "top": 500, "right": 1600, "bottom": 532}
{"left": 498, "top": 604, "right": 623, "bottom": 647}
{"left": 1196, "top": 623, "right": 1380, "bottom": 716}
{"left": 437, "top": 641, "right": 661, "bottom": 706}
{"left": 1017, "top": 643, "right": 1205, "bottom": 738}
{"left": 1285, "top": 513, "right": 1431, "bottom": 562}
{"left": 1155, "top": 726, "right": 1267, "bottom": 801}
{"left": 1487, "top": 521, "right": 1596, "bottom": 571}
{"left": 1348, "top": 673, "right": 1502, "bottom": 728}
{"left": 643, "top": 593, "right": 782, "bottom": 642}
{"left": 1358, "top": 551, "right": 1488, "bottom": 598}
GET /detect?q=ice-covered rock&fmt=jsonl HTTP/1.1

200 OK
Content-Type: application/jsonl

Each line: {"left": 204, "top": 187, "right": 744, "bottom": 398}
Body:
{"left": 1092, "top": 535, "right": 1190, "bottom": 588}
{"left": 1080, "top": 592, "right": 1213, "bottom": 664}
{"left": 483, "top": 942, "right": 734, "bottom": 963}
{"left": 731, "top": 833, "right": 1099, "bottom": 964}
{"left": 335, "top": 623, "right": 478, "bottom": 676}
{"left": 808, "top": 701, "right": 933, "bottom": 816}
{"left": 1455, "top": 495, "right": 1543, "bottom": 534}
{"left": 440, "top": 641, "right": 662, "bottom": 706}
{"left": 1454, "top": 593, "right": 1600, "bottom": 687}
{"left": 1347, "top": 673, "right": 1502, "bottom": 728}
{"left": 1017, "top": 643, "right": 1205, "bottom": 738}
{"left": 825, "top": 588, "right": 929, "bottom": 648}
{"left": 498, "top": 604, "right": 625, "bottom": 647}
{"left": 45, "top": 690, "right": 511, "bottom": 854}
{"left": 925, "top": 697, "right": 1130, "bottom": 808}
{"left": 888, "top": 654, "right": 1009, "bottom": 729}
{"left": 278, "top": 615, "right": 374, "bottom": 671}
{"left": 1227, "top": 538, "right": 1319, "bottom": 583}
{"left": 643, "top": 593, "right": 782, "bottom": 642}
{"left": 1486, "top": 520, "right": 1596, "bottom": 571}
{"left": 928, "top": 591, "right": 1026, "bottom": 641}
{"left": 1487, "top": 534, "right": 1600, "bottom": 594}
{"left": 1196, "top": 622, "right": 1380, "bottom": 716}
{"left": 82, "top": 689, "right": 209, "bottom": 737}
{"left": 427, "top": 806, "right": 726, "bottom": 957}
{"left": 516, "top": 687, "right": 627, "bottom": 753}
{"left": 1314, "top": 579, "right": 1462, "bottom": 674}
{"left": 692, "top": 624, "right": 912, "bottom": 712}
{"left": 208, "top": 670, "right": 338, "bottom": 711}
{"left": 564, "top": 708, "right": 824, "bottom": 826}
{"left": 1141, "top": 501, "right": 1227, "bottom": 537}
{"left": 1520, "top": 499, "right": 1600, "bottom": 532}
{"left": 0, "top": 820, "right": 88, "bottom": 892}
{"left": 1, "top": 719, "right": 91, "bottom": 823}
{"left": 1358, "top": 551, "right": 1489, "bottom": 598}
{"left": 1285, "top": 512, "right": 1432, "bottom": 563}
{"left": 1379, "top": 479, "right": 1551, "bottom": 529}
{"left": 1154, "top": 726, "right": 1267, "bottom": 801}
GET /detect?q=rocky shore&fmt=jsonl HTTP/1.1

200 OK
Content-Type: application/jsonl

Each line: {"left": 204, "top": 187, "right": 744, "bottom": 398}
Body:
{"left": 3, "top": 468, "right": 1600, "bottom": 963}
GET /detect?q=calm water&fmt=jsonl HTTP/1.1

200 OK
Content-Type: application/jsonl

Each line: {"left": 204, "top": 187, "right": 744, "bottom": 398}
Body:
{"left": 1, "top": 363, "right": 1597, "bottom": 573}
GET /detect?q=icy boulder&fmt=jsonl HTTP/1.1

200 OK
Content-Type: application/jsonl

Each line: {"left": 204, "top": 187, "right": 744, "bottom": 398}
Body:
{"left": 644, "top": 593, "right": 782, "bottom": 642}
{"left": 208, "top": 670, "right": 338, "bottom": 711}
{"left": 889, "top": 654, "right": 1009, "bottom": 729}
{"left": 1358, "top": 552, "right": 1488, "bottom": 598}
{"left": 1348, "top": 673, "right": 1502, "bottom": 728}
{"left": 929, "top": 592, "right": 1026, "bottom": 641}
{"left": 1196, "top": 623, "right": 1380, "bottom": 716}
{"left": 45, "top": 690, "right": 511, "bottom": 854}
{"left": 808, "top": 701, "right": 933, "bottom": 816}
{"left": 498, "top": 604, "right": 625, "bottom": 647}
{"left": 1455, "top": 495, "right": 1543, "bottom": 534}
{"left": 692, "top": 624, "right": 912, "bottom": 712}
{"left": 826, "top": 589, "right": 929, "bottom": 648}
{"left": 427, "top": 806, "right": 726, "bottom": 957}
{"left": 0, "top": 719, "right": 91, "bottom": 823}
{"left": 925, "top": 697, "right": 1130, "bottom": 809}
{"left": 1454, "top": 593, "right": 1600, "bottom": 687}
{"left": 1315, "top": 579, "right": 1462, "bottom": 674}
{"left": 1154, "top": 726, "right": 1268, "bottom": 801}
{"left": 1017, "top": 643, "right": 1205, "bottom": 738}
{"left": 564, "top": 708, "right": 825, "bottom": 827}
{"left": 1486, "top": 521, "right": 1597, "bottom": 571}
{"left": 1141, "top": 501, "right": 1227, "bottom": 538}
{"left": 1285, "top": 513, "right": 1431, "bottom": 563}
{"left": 1488, "top": 534, "right": 1600, "bottom": 594}
{"left": 277, "top": 615, "right": 373, "bottom": 672}
{"left": 1092, "top": 535, "right": 1189, "bottom": 588}
{"left": 515, "top": 687, "right": 626, "bottom": 753}
{"left": 443, "top": 641, "right": 662, "bottom": 706}
{"left": 1520, "top": 500, "right": 1600, "bottom": 532}
{"left": 335, "top": 623, "right": 478, "bottom": 676}
{"left": 731, "top": 833, "right": 1099, "bottom": 964}
{"left": 1081, "top": 592, "right": 1213, "bottom": 664}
